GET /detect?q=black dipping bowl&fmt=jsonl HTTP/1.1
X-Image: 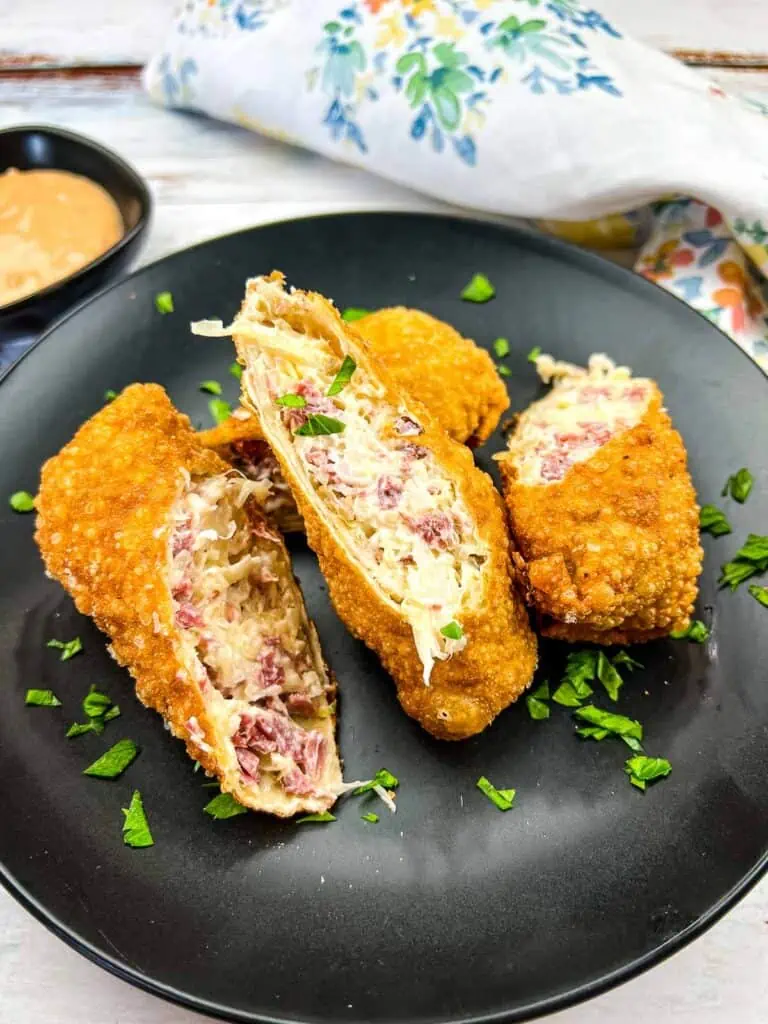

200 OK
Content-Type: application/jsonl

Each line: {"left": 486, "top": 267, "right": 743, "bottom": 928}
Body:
{"left": 0, "top": 125, "right": 151, "bottom": 362}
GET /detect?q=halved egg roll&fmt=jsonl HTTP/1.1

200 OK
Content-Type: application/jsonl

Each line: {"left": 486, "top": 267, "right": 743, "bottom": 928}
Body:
{"left": 496, "top": 354, "right": 703, "bottom": 644}
{"left": 35, "top": 383, "right": 341, "bottom": 816}
{"left": 193, "top": 273, "right": 537, "bottom": 740}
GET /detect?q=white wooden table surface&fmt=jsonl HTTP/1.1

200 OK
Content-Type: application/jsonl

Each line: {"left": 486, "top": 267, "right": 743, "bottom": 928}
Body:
{"left": 0, "top": 2, "right": 766, "bottom": 1022}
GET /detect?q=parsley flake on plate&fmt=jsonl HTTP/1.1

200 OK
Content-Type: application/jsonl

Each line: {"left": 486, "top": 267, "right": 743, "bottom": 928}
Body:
{"left": 749, "top": 584, "right": 768, "bottom": 608}
{"left": 493, "top": 337, "right": 510, "bottom": 358}
{"left": 83, "top": 686, "right": 112, "bottom": 719}
{"left": 527, "top": 346, "right": 541, "bottom": 363}
{"left": 83, "top": 739, "right": 139, "bottom": 779}
{"left": 276, "top": 393, "right": 307, "bottom": 408}
{"left": 361, "top": 812, "right": 379, "bottom": 824}
{"left": 612, "top": 650, "right": 643, "bottom": 672}
{"left": 460, "top": 273, "right": 495, "bottom": 303}
{"left": 204, "top": 792, "right": 248, "bottom": 820}
{"left": 327, "top": 355, "right": 357, "bottom": 396}
{"left": 154, "top": 291, "right": 174, "bottom": 314}
{"left": 671, "top": 619, "right": 709, "bottom": 643}
{"left": 341, "top": 307, "right": 370, "bottom": 322}
{"left": 721, "top": 467, "right": 753, "bottom": 503}
{"left": 440, "top": 621, "right": 463, "bottom": 640}
{"left": 625, "top": 755, "right": 672, "bottom": 791}
{"left": 699, "top": 504, "right": 732, "bottom": 537}
{"left": 596, "top": 651, "right": 623, "bottom": 702}
{"left": 295, "top": 413, "right": 345, "bottom": 437}
{"left": 122, "top": 790, "right": 154, "bottom": 848}
{"left": 104, "top": 389, "right": 118, "bottom": 403}
{"left": 67, "top": 721, "right": 99, "bottom": 738}
{"left": 25, "top": 689, "right": 62, "bottom": 707}
{"left": 719, "top": 534, "right": 768, "bottom": 589}
{"left": 229, "top": 362, "right": 243, "bottom": 380}
{"left": 208, "top": 398, "right": 232, "bottom": 425}
{"left": 354, "top": 769, "right": 399, "bottom": 795}
{"left": 297, "top": 811, "right": 337, "bottom": 823}
{"left": 497, "top": 364, "right": 512, "bottom": 378}
{"left": 552, "top": 650, "right": 596, "bottom": 706}
{"left": 9, "top": 491, "right": 35, "bottom": 513}
{"left": 574, "top": 705, "right": 643, "bottom": 751}
{"left": 199, "top": 380, "right": 222, "bottom": 395}
{"left": 526, "top": 680, "right": 550, "bottom": 720}
{"left": 47, "top": 636, "right": 83, "bottom": 661}
{"left": 476, "top": 775, "right": 515, "bottom": 811}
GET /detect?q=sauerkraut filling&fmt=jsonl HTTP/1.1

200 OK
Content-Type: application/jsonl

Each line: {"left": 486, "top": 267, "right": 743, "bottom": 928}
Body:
{"left": 507, "top": 353, "right": 651, "bottom": 485}
{"left": 195, "top": 299, "right": 488, "bottom": 683}
{"left": 171, "top": 473, "right": 332, "bottom": 797}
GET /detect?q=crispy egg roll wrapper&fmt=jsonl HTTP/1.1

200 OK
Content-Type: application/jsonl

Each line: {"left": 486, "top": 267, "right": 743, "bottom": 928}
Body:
{"left": 35, "top": 383, "right": 341, "bottom": 816}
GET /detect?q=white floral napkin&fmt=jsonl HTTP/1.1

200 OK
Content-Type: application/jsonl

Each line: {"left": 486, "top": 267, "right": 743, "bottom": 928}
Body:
{"left": 145, "top": 1, "right": 768, "bottom": 368}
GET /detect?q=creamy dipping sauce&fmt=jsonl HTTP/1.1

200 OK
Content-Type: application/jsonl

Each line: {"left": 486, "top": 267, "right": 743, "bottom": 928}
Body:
{"left": 0, "top": 168, "right": 124, "bottom": 307}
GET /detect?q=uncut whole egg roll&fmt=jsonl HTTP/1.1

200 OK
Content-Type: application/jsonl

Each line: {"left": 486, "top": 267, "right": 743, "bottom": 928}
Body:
{"left": 35, "top": 383, "right": 341, "bottom": 816}
{"left": 496, "top": 355, "right": 703, "bottom": 644}
{"left": 194, "top": 273, "right": 537, "bottom": 740}
{"left": 198, "top": 306, "right": 509, "bottom": 530}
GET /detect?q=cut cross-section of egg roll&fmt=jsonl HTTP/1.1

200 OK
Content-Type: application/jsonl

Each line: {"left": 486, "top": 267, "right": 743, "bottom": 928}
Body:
{"left": 193, "top": 273, "right": 536, "bottom": 740}
{"left": 35, "top": 383, "right": 341, "bottom": 816}
{"left": 496, "top": 354, "right": 703, "bottom": 644}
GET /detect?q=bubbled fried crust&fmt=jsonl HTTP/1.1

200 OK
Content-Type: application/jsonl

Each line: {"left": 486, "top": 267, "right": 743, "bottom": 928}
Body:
{"left": 498, "top": 389, "right": 703, "bottom": 644}
{"left": 358, "top": 307, "right": 509, "bottom": 446}
{"left": 236, "top": 275, "right": 537, "bottom": 740}
{"left": 34, "top": 384, "right": 340, "bottom": 816}
{"left": 196, "top": 410, "right": 262, "bottom": 453}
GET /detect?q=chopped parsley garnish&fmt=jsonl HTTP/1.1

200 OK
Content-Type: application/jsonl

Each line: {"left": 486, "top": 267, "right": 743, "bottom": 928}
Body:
{"left": 719, "top": 534, "right": 768, "bottom": 589}
{"left": 722, "top": 467, "right": 753, "bottom": 503}
{"left": 47, "top": 636, "right": 83, "bottom": 661}
{"left": 276, "top": 393, "right": 307, "bottom": 408}
{"left": 122, "top": 791, "right": 154, "bottom": 848}
{"left": 297, "top": 811, "right": 336, "bottom": 823}
{"left": 440, "top": 621, "right": 464, "bottom": 640}
{"left": 526, "top": 680, "right": 550, "bottom": 720}
{"left": 199, "top": 380, "right": 222, "bottom": 395}
{"left": 327, "top": 355, "right": 357, "bottom": 396}
{"left": 699, "top": 504, "right": 732, "bottom": 537}
{"left": 25, "top": 689, "right": 61, "bottom": 707}
{"left": 67, "top": 722, "right": 98, "bottom": 738}
{"left": 625, "top": 755, "right": 671, "bottom": 791}
{"left": 361, "top": 812, "right": 379, "bottom": 823}
{"left": 612, "top": 650, "right": 643, "bottom": 672}
{"left": 208, "top": 398, "right": 232, "bottom": 425}
{"left": 295, "top": 413, "right": 345, "bottom": 437}
{"left": 9, "top": 491, "right": 35, "bottom": 513}
{"left": 354, "top": 768, "right": 399, "bottom": 795}
{"left": 671, "top": 620, "right": 709, "bottom": 643}
{"left": 493, "top": 337, "right": 510, "bottom": 358}
{"left": 497, "top": 364, "right": 512, "bottom": 378}
{"left": 476, "top": 775, "right": 515, "bottom": 811}
{"left": 748, "top": 584, "right": 768, "bottom": 608}
{"left": 576, "top": 726, "right": 609, "bottom": 741}
{"left": 104, "top": 389, "right": 118, "bottom": 403}
{"left": 527, "top": 346, "right": 541, "bottom": 363}
{"left": 154, "top": 291, "right": 174, "bottom": 314}
{"left": 596, "top": 651, "right": 623, "bottom": 701}
{"left": 552, "top": 650, "right": 597, "bottom": 706}
{"left": 574, "top": 705, "right": 643, "bottom": 751}
{"left": 341, "top": 307, "right": 370, "bottom": 322}
{"left": 83, "top": 686, "right": 112, "bottom": 719}
{"left": 83, "top": 739, "right": 139, "bottom": 779}
{"left": 461, "top": 273, "right": 495, "bottom": 303}
{"left": 229, "top": 361, "right": 243, "bottom": 380}
{"left": 204, "top": 792, "right": 248, "bottom": 819}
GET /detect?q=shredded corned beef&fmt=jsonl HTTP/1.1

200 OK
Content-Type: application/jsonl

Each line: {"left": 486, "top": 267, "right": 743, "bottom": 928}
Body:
{"left": 395, "top": 415, "right": 422, "bottom": 436}
{"left": 377, "top": 475, "right": 403, "bottom": 510}
{"left": 404, "top": 511, "right": 458, "bottom": 549}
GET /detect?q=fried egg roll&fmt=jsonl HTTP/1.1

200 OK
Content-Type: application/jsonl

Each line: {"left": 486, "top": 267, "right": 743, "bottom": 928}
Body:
{"left": 35, "top": 383, "right": 341, "bottom": 816}
{"left": 497, "top": 354, "right": 702, "bottom": 644}
{"left": 194, "top": 273, "right": 536, "bottom": 740}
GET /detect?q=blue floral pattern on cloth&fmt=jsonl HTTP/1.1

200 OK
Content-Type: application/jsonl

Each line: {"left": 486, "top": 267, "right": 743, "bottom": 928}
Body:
{"left": 144, "top": 0, "right": 768, "bottom": 368}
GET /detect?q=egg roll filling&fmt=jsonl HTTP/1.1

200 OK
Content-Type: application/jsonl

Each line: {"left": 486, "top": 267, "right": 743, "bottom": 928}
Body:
{"left": 170, "top": 472, "right": 333, "bottom": 798}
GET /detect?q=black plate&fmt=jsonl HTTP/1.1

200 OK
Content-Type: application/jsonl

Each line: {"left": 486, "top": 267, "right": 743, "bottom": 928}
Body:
{"left": 1, "top": 213, "right": 767, "bottom": 1024}
{"left": 0, "top": 125, "right": 151, "bottom": 363}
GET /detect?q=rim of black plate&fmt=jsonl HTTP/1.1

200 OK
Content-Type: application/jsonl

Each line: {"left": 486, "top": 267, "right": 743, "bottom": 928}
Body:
{"left": 1, "top": 210, "right": 767, "bottom": 1024}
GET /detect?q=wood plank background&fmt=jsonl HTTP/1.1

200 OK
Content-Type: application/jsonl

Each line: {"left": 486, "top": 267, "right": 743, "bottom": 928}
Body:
{"left": 0, "top": 2, "right": 767, "bottom": 1024}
